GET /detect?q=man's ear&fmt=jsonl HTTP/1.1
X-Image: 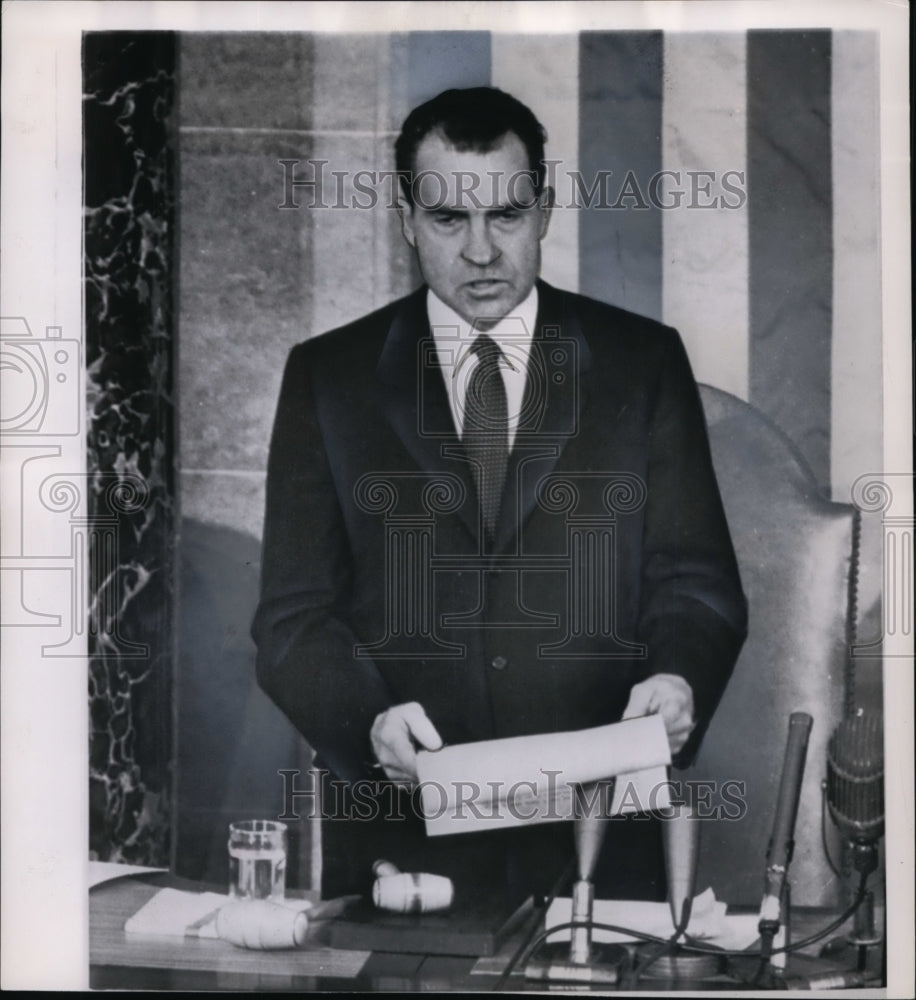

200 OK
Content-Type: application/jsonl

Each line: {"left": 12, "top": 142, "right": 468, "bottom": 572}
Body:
{"left": 396, "top": 190, "right": 417, "bottom": 249}
{"left": 538, "top": 186, "right": 554, "bottom": 240}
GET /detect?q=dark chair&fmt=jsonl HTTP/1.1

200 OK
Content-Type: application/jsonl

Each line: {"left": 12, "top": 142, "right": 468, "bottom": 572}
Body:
{"left": 682, "top": 384, "right": 859, "bottom": 908}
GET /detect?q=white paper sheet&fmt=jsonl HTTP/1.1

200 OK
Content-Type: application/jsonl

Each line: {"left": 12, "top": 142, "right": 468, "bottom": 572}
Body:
{"left": 124, "top": 887, "right": 228, "bottom": 939}
{"left": 545, "top": 887, "right": 760, "bottom": 951}
{"left": 124, "top": 887, "right": 314, "bottom": 939}
{"left": 88, "top": 861, "right": 168, "bottom": 889}
{"left": 415, "top": 716, "right": 672, "bottom": 835}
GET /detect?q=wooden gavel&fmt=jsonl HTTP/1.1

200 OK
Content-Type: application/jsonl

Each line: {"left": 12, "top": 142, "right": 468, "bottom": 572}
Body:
{"left": 216, "top": 895, "right": 357, "bottom": 950}
{"left": 371, "top": 859, "right": 454, "bottom": 913}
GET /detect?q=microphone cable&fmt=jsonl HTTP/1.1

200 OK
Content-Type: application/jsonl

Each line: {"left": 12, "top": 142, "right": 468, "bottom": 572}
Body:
{"left": 624, "top": 895, "right": 693, "bottom": 986}
{"left": 492, "top": 871, "right": 870, "bottom": 990}
{"left": 492, "top": 857, "right": 574, "bottom": 992}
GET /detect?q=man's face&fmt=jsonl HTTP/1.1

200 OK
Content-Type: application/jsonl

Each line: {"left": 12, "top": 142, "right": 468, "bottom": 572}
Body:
{"left": 398, "top": 130, "right": 552, "bottom": 328}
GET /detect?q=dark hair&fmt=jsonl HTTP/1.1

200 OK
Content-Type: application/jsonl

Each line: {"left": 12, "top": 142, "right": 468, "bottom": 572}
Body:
{"left": 394, "top": 87, "right": 548, "bottom": 203}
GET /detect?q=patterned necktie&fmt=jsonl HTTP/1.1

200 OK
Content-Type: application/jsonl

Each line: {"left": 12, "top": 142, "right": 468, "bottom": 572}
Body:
{"left": 463, "top": 334, "right": 509, "bottom": 549}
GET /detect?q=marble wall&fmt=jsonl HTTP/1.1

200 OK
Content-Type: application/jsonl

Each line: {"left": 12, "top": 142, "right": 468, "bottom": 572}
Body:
{"left": 84, "top": 33, "right": 177, "bottom": 866}
{"left": 178, "top": 33, "right": 416, "bottom": 541}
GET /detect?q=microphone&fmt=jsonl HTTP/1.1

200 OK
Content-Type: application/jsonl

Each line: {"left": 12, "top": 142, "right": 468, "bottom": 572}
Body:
{"left": 525, "top": 780, "right": 628, "bottom": 985}
{"left": 634, "top": 801, "right": 723, "bottom": 983}
{"left": 822, "top": 711, "right": 884, "bottom": 964}
{"left": 569, "top": 780, "right": 613, "bottom": 965}
{"left": 729, "top": 713, "right": 813, "bottom": 986}
{"left": 662, "top": 801, "right": 700, "bottom": 934}
{"left": 758, "top": 713, "right": 813, "bottom": 947}
{"left": 826, "top": 711, "right": 884, "bottom": 858}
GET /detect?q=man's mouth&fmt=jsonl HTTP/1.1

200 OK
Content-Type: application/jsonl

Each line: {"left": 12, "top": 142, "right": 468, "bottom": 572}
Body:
{"left": 465, "top": 279, "right": 507, "bottom": 291}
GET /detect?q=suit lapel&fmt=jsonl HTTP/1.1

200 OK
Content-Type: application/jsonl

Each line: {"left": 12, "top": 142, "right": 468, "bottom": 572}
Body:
{"left": 492, "top": 281, "right": 593, "bottom": 554}
{"left": 374, "top": 282, "right": 594, "bottom": 553}
{"left": 373, "top": 288, "right": 481, "bottom": 540}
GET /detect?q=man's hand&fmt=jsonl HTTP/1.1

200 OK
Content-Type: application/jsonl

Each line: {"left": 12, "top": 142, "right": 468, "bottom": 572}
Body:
{"left": 622, "top": 674, "right": 695, "bottom": 755}
{"left": 370, "top": 702, "right": 443, "bottom": 786}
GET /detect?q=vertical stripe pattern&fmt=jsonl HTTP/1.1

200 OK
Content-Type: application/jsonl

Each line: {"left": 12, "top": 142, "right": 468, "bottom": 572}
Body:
{"left": 406, "top": 31, "right": 491, "bottom": 109}
{"left": 662, "top": 32, "right": 749, "bottom": 400}
{"left": 579, "top": 32, "right": 664, "bottom": 321}
{"left": 748, "top": 30, "right": 833, "bottom": 490}
{"left": 312, "top": 34, "right": 385, "bottom": 332}
{"left": 830, "top": 31, "right": 883, "bottom": 503}
{"left": 491, "top": 34, "right": 580, "bottom": 293}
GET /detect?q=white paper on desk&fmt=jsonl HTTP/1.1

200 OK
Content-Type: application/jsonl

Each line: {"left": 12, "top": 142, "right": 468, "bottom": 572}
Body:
{"left": 88, "top": 860, "right": 168, "bottom": 889}
{"left": 124, "top": 888, "right": 314, "bottom": 939}
{"left": 125, "top": 888, "right": 228, "bottom": 939}
{"left": 545, "top": 888, "right": 760, "bottom": 952}
{"left": 415, "top": 715, "right": 671, "bottom": 836}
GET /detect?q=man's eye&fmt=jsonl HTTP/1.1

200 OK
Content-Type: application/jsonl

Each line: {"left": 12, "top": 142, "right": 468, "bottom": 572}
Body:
{"left": 498, "top": 209, "right": 520, "bottom": 221}
{"left": 435, "top": 213, "right": 459, "bottom": 226}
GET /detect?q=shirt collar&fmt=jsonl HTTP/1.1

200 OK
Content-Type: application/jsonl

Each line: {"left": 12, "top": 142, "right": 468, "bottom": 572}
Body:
{"left": 426, "top": 285, "right": 539, "bottom": 359}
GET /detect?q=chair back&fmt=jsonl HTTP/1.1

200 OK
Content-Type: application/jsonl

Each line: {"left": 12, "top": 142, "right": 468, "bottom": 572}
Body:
{"left": 684, "top": 384, "right": 859, "bottom": 907}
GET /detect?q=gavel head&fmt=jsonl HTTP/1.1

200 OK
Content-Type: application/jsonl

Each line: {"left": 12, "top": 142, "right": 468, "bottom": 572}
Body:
{"left": 372, "top": 872, "right": 454, "bottom": 914}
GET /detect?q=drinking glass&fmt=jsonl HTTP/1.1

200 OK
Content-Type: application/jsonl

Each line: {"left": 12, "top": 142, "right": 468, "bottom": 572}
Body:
{"left": 227, "top": 819, "right": 287, "bottom": 901}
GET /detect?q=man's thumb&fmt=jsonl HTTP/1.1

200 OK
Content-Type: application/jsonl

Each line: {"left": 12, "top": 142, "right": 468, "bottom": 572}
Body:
{"left": 403, "top": 702, "right": 444, "bottom": 751}
{"left": 621, "top": 682, "right": 653, "bottom": 720}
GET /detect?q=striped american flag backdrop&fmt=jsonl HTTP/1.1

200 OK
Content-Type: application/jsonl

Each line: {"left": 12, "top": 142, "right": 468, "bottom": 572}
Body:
{"left": 180, "top": 29, "right": 882, "bottom": 525}
{"left": 380, "top": 29, "right": 882, "bottom": 506}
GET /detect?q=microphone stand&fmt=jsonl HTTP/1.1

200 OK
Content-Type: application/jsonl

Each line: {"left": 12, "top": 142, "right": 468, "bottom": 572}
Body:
{"left": 819, "top": 839, "right": 882, "bottom": 972}
{"left": 524, "top": 779, "right": 628, "bottom": 985}
{"left": 728, "top": 712, "right": 812, "bottom": 988}
{"left": 630, "top": 799, "right": 725, "bottom": 983}
{"left": 819, "top": 711, "right": 885, "bottom": 977}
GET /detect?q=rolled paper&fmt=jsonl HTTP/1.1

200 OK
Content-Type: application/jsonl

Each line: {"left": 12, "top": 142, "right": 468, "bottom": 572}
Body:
{"left": 216, "top": 900, "right": 309, "bottom": 950}
{"left": 372, "top": 872, "right": 454, "bottom": 914}
{"left": 416, "top": 716, "right": 671, "bottom": 835}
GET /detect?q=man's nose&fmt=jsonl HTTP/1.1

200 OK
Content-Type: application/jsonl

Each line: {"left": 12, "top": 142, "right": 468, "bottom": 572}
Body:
{"left": 461, "top": 218, "right": 499, "bottom": 266}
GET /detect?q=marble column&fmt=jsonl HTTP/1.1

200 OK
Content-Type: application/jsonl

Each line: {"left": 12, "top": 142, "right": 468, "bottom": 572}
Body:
{"left": 84, "top": 32, "right": 177, "bottom": 865}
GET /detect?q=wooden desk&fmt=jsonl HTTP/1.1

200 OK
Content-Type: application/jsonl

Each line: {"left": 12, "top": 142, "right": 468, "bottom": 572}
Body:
{"left": 90, "top": 874, "right": 510, "bottom": 991}
{"left": 90, "top": 873, "right": 874, "bottom": 991}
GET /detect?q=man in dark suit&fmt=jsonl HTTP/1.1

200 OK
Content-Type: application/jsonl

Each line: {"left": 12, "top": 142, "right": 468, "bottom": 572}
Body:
{"left": 252, "top": 88, "right": 747, "bottom": 903}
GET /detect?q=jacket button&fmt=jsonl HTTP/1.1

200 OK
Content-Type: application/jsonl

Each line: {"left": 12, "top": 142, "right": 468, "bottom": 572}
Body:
{"left": 490, "top": 655, "right": 508, "bottom": 671}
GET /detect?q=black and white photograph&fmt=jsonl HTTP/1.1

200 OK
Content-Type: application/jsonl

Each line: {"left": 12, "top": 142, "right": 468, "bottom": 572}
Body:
{"left": 1, "top": 1, "right": 912, "bottom": 992}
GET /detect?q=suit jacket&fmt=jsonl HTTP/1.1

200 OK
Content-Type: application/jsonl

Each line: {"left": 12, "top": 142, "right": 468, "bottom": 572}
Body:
{"left": 252, "top": 280, "right": 748, "bottom": 898}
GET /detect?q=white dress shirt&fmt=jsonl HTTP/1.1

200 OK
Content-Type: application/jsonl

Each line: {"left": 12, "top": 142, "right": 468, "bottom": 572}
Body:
{"left": 428, "top": 286, "right": 538, "bottom": 452}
